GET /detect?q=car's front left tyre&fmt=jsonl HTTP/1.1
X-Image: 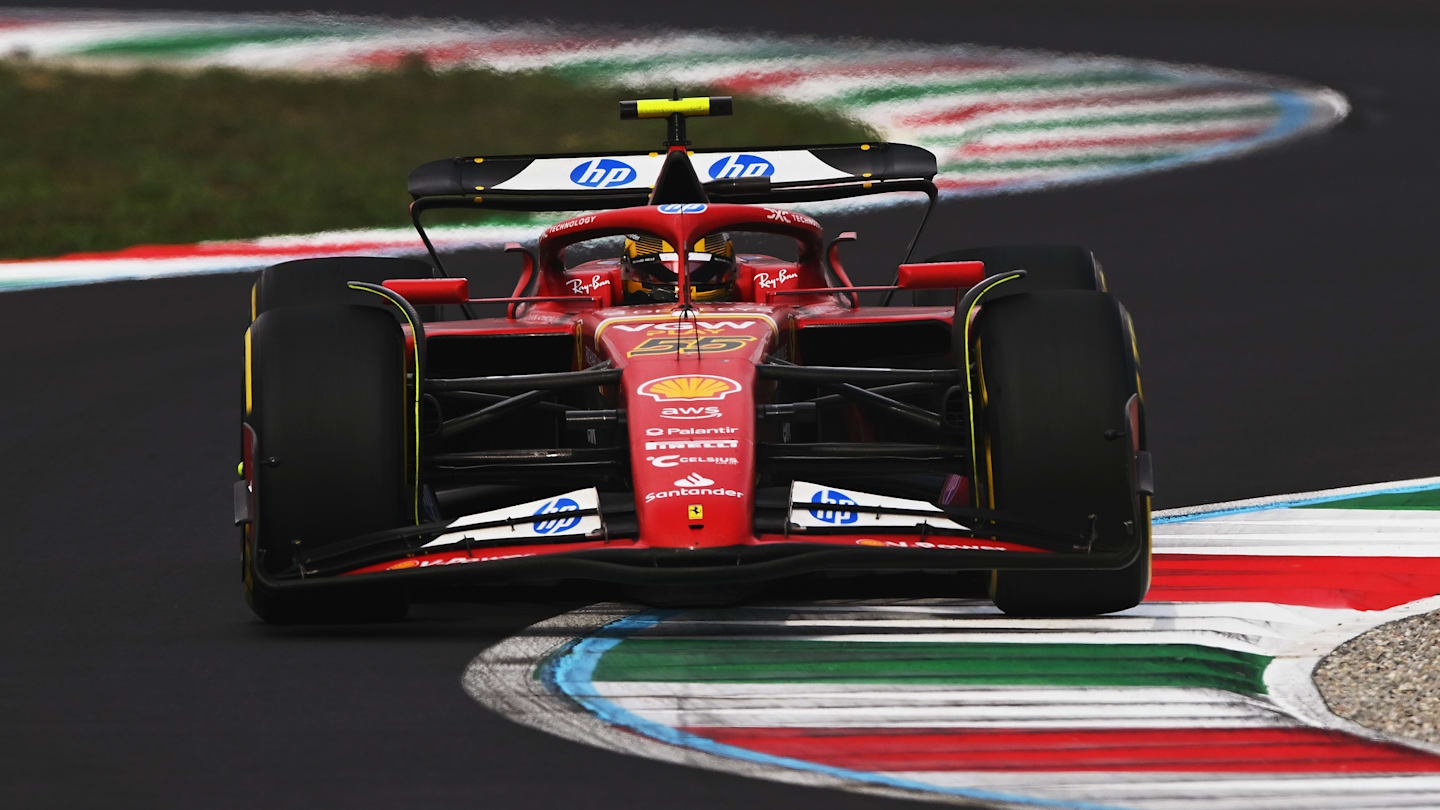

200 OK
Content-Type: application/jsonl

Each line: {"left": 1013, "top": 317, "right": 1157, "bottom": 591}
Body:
{"left": 967, "top": 290, "right": 1151, "bottom": 616}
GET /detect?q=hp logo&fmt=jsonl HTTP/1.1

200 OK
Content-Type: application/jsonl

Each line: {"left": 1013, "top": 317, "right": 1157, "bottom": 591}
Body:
{"left": 808, "top": 489, "right": 859, "bottom": 525}
{"left": 533, "top": 497, "right": 582, "bottom": 534}
{"left": 708, "top": 154, "right": 775, "bottom": 181}
{"left": 570, "top": 158, "right": 638, "bottom": 188}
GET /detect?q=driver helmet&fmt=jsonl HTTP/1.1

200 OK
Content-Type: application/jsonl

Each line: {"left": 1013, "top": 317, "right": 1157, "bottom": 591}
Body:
{"left": 622, "top": 233, "right": 736, "bottom": 303}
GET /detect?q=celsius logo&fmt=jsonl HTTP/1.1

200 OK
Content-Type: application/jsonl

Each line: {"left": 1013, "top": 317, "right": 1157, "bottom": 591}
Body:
{"left": 570, "top": 158, "right": 637, "bottom": 188}
{"left": 708, "top": 154, "right": 775, "bottom": 180}
{"left": 808, "top": 489, "right": 859, "bottom": 525}
{"left": 532, "top": 497, "right": 581, "bottom": 534}
{"left": 674, "top": 473, "right": 714, "bottom": 487}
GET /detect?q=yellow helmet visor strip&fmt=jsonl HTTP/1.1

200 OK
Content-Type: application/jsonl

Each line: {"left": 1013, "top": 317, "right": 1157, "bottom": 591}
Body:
{"left": 624, "top": 235, "right": 733, "bottom": 262}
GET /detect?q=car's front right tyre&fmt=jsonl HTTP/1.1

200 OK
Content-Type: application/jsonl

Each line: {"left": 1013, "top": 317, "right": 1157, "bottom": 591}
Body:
{"left": 242, "top": 304, "right": 412, "bottom": 623}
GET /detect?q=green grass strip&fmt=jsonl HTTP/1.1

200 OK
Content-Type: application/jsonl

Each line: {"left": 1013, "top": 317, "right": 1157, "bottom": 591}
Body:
{"left": 830, "top": 69, "right": 1166, "bottom": 107}
{"left": 917, "top": 104, "right": 1279, "bottom": 146}
{"left": 592, "top": 639, "right": 1272, "bottom": 694}
{"left": 1295, "top": 488, "right": 1440, "bottom": 510}
{"left": 0, "top": 61, "right": 873, "bottom": 259}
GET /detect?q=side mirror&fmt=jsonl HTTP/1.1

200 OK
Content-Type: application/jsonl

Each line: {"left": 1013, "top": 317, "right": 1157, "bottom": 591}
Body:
{"left": 381, "top": 277, "right": 469, "bottom": 305}
{"left": 896, "top": 261, "right": 986, "bottom": 290}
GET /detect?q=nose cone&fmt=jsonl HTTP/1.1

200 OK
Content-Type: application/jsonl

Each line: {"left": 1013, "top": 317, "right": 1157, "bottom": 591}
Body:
{"left": 627, "top": 365, "right": 755, "bottom": 548}
{"left": 600, "top": 312, "right": 777, "bottom": 549}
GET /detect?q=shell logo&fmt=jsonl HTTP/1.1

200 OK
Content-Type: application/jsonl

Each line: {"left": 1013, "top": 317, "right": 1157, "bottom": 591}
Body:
{"left": 636, "top": 375, "right": 742, "bottom": 402}
{"left": 386, "top": 559, "right": 420, "bottom": 570}
{"left": 855, "top": 539, "right": 885, "bottom": 547}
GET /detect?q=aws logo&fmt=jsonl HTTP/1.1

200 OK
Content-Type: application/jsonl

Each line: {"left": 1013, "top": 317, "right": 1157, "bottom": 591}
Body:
{"left": 660, "top": 406, "right": 722, "bottom": 420}
{"left": 570, "top": 158, "right": 638, "bottom": 188}
{"left": 707, "top": 154, "right": 775, "bottom": 180}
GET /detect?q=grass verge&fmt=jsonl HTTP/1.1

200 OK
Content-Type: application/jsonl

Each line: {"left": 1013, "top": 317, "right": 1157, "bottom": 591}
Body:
{"left": 0, "top": 60, "right": 876, "bottom": 259}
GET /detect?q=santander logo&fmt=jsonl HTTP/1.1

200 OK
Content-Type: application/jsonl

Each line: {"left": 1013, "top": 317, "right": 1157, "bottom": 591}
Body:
{"left": 674, "top": 473, "right": 714, "bottom": 487}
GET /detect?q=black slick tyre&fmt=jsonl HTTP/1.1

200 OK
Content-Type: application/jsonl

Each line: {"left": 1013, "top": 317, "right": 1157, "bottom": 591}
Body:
{"left": 243, "top": 304, "right": 412, "bottom": 623}
{"left": 913, "top": 245, "right": 1104, "bottom": 305}
{"left": 251, "top": 256, "right": 436, "bottom": 319}
{"left": 971, "top": 290, "right": 1150, "bottom": 616}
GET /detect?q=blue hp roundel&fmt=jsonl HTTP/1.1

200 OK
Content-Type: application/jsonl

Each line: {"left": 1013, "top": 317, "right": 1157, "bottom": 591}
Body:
{"left": 533, "top": 497, "right": 582, "bottom": 534}
{"left": 707, "top": 154, "right": 775, "bottom": 181}
{"left": 808, "top": 489, "right": 859, "bottom": 525}
{"left": 570, "top": 158, "right": 638, "bottom": 188}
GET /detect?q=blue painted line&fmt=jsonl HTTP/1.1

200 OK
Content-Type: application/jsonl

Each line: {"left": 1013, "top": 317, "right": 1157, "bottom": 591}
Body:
{"left": 1154, "top": 480, "right": 1440, "bottom": 524}
{"left": 541, "top": 610, "right": 1133, "bottom": 810}
{"left": 943, "top": 87, "right": 1330, "bottom": 199}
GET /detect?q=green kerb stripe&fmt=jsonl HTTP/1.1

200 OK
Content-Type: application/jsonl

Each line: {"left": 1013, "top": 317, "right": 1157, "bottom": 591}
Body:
{"left": 592, "top": 639, "right": 1271, "bottom": 694}
{"left": 831, "top": 70, "right": 1166, "bottom": 106}
{"left": 940, "top": 152, "right": 1183, "bottom": 172}
{"left": 551, "top": 45, "right": 838, "bottom": 80}
{"left": 1296, "top": 488, "right": 1440, "bottom": 510}
{"left": 75, "top": 28, "right": 351, "bottom": 56}
{"left": 917, "top": 105, "right": 1280, "bottom": 145}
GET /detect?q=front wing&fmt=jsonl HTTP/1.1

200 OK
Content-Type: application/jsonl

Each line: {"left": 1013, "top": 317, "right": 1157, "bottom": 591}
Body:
{"left": 247, "top": 531, "right": 1145, "bottom": 596}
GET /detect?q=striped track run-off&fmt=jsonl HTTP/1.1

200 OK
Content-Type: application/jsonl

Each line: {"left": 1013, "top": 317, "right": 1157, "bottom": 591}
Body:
{"left": 0, "top": 11, "right": 1345, "bottom": 290}
{"left": 467, "top": 478, "right": 1440, "bottom": 809}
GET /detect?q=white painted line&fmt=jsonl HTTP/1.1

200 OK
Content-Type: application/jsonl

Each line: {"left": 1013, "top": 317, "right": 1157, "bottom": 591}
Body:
{"left": 1153, "top": 477, "right": 1440, "bottom": 522}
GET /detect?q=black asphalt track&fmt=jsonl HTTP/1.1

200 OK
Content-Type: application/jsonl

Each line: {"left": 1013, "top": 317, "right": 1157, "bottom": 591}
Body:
{"left": 3, "top": 2, "right": 1438, "bottom": 808}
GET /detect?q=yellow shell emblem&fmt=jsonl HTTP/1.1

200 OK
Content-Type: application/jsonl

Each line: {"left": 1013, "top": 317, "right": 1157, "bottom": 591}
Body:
{"left": 637, "top": 375, "right": 741, "bottom": 401}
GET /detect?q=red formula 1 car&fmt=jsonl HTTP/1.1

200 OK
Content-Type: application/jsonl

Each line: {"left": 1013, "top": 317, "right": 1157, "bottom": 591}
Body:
{"left": 237, "top": 96, "right": 1152, "bottom": 623}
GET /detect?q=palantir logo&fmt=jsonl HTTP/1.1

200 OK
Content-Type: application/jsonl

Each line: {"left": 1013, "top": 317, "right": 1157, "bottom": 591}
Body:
{"left": 808, "top": 489, "right": 859, "bottom": 525}
{"left": 570, "top": 158, "right": 638, "bottom": 188}
{"left": 533, "top": 497, "right": 582, "bottom": 534}
{"left": 708, "top": 154, "right": 775, "bottom": 181}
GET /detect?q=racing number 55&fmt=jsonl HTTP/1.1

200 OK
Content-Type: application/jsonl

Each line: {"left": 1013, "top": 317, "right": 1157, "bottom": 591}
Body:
{"left": 626, "top": 335, "right": 756, "bottom": 357}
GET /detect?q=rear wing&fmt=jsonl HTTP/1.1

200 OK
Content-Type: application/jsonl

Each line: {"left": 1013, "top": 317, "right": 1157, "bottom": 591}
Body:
{"left": 406, "top": 97, "right": 941, "bottom": 302}
{"left": 407, "top": 142, "right": 938, "bottom": 212}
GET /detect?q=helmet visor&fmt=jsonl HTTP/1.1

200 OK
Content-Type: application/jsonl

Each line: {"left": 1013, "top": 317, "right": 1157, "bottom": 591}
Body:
{"left": 628, "top": 254, "right": 732, "bottom": 285}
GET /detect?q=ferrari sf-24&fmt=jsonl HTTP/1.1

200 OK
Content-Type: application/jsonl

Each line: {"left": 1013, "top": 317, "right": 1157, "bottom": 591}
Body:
{"left": 237, "top": 96, "right": 1153, "bottom": 622}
